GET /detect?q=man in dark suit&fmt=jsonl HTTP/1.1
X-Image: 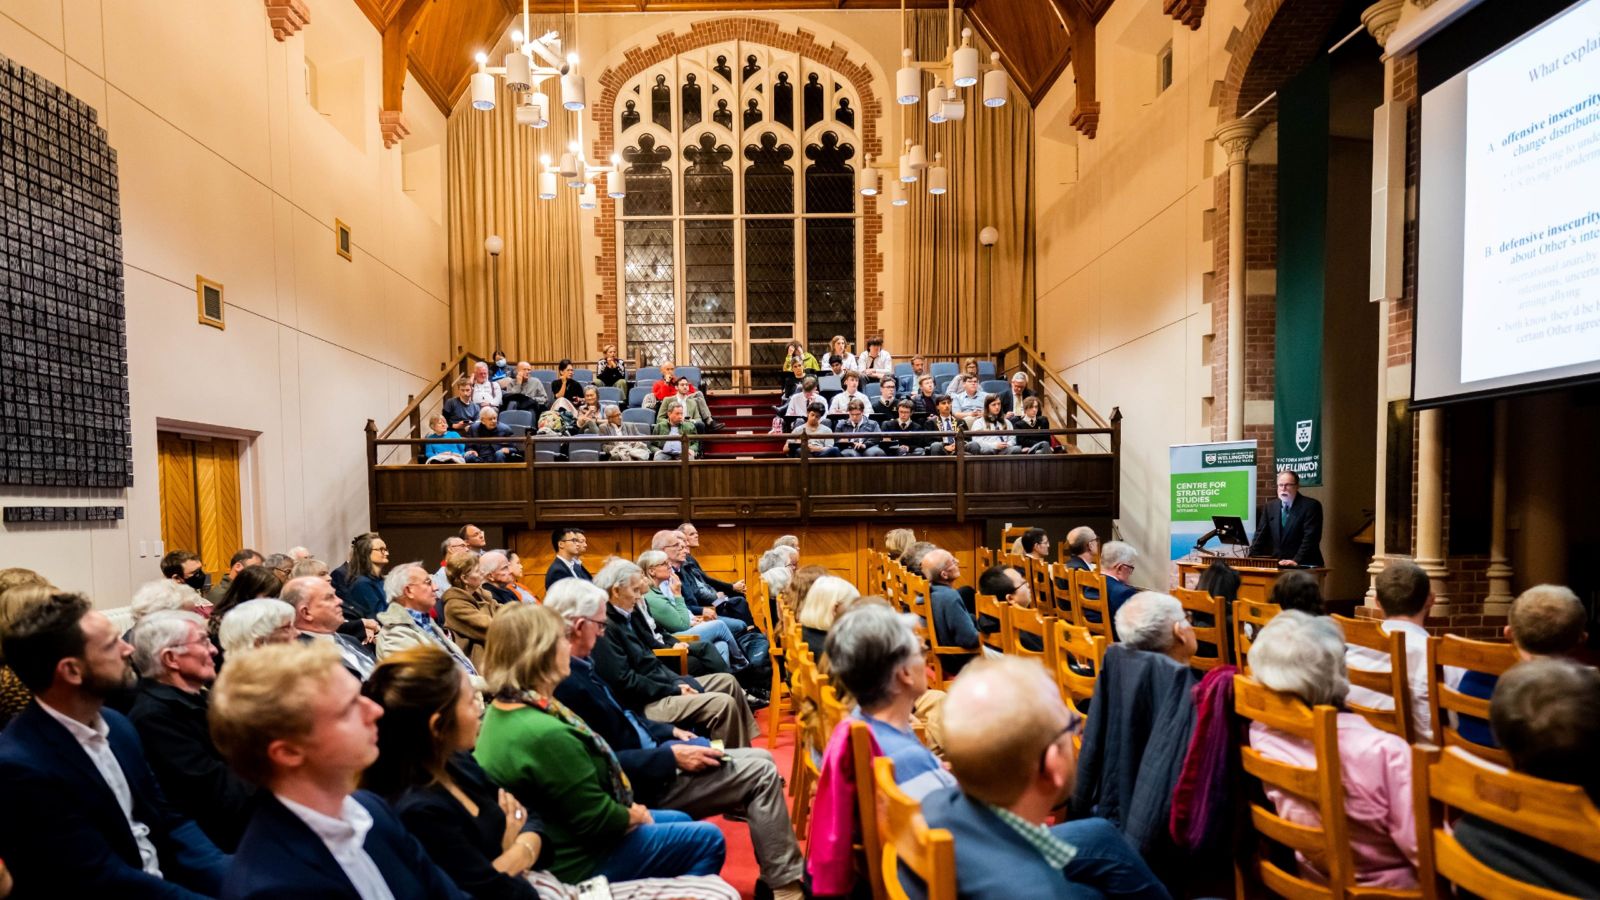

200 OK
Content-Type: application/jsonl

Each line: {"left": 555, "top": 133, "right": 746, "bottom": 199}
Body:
{"left": 835, "top": 399, "right": 887, "bottom": 457}
{"left": 674, "top": 523, "right": 757, "bottom": 627}
{"left": 1099, "top": 541, "right": 1142, "bottom": 639}
{"left": 922, "top": 549, "right": 984, "bottom": 676}
{"left": 546, "top": 580, "right": 805, "bottom": 900}
{"left": 1063, "top": 526, "right": 1099, "bottom": 571}
{"left": 881, "top": 399, "right": 928, "bottom": 455}
{"left": 544, "top": 525, "right": 591, "bottom": 591}
{"left": 0, "top": 592, "right": 229, "bottom": 898}
{"left": 907, "top": 657, "right": 1168, "bottom": 900}
{"left": 997, "top": 372, "right": 1035, "bottom": 418}
{"left": 1248, "top": 470, "right": 1324, "bottom": 567}
{"left": 209, "top": 641, "right": 467, "bottom": 900}
{"left": 285, "top": 576, "right": 376, "bottom": 681}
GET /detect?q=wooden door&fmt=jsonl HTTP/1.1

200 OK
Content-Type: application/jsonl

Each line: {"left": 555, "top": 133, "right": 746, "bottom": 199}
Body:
{"left": 156, "top": 432, "right": 243, "bottom": 579}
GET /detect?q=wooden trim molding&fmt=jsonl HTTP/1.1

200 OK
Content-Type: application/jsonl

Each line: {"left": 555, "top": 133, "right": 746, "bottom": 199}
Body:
{"left": 263, "top": 0, "right": 311, "bottom": 42}
{"left": 377, "top": 0, "right": 434, "bottom": 146}
{"left": 1164, "top": 0, "right": 1206, "bottom": 30}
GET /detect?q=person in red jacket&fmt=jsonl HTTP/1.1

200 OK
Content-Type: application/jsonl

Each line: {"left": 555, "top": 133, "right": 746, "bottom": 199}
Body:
{"left": 652, "top": 362, "right": 689, "bottom": 404}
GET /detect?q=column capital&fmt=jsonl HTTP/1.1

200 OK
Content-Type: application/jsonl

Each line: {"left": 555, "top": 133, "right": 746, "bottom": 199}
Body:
{"left": 1214, "top": 118, "right": 1262, "bottom": 164}
{"left": 1361, "top": 0, "right": 1406, "bottom": 50}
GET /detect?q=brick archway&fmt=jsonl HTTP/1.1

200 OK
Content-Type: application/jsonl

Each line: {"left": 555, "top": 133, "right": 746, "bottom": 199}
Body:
{"left": 1216, "top": 0, "right": 1346, "bottom": 123}
{"left": 588, "top": 17, "right": 886, "bottom": 354}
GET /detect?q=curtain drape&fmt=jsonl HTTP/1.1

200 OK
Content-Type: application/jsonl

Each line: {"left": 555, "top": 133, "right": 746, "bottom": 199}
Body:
{"left": 900, "top": 10, "right": 1035, "bottom": 356}
{"left": 447, "top": 18, "right": 586, "bottom": 362}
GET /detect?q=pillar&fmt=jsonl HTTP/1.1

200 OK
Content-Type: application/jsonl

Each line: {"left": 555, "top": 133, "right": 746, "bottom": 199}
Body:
{"left": 1215, "top": 118, "right": 1261, "bottom": 441}
{"left": 1484, "top": 398, "right": 1513, "bottom": 608}
{"left": 1414, "top": 407, "right": 1448, "bottom": 601}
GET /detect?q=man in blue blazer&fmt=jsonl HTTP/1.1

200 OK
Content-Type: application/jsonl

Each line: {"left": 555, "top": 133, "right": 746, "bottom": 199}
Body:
{"left": 1099, "top": 541, "right": 1142, "bottom": 639}
{"left": 905, "top": 657, "right": 1169, "bottom": 900}
{"left": 0, "top": 592, "right": 229, "bottom": 899}
{"left": 209, "top": 640, "right": 468, "bottom": 900}
{"left": 1248, "top": 470, "right": 1325, "bottom": 567}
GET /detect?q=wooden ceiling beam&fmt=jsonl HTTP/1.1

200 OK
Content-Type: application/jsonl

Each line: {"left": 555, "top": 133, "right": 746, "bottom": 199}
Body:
{"left": 378, "top": 0, "right": 435, "bottom": 146}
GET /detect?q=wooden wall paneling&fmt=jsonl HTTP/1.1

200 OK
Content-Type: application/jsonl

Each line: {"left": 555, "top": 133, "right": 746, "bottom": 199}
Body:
{"left": 511, "top": 525, "right": 635, "bottom": 600}
{"left": 744, "top": 523, "right": 865, "bottom": 587}
{"left": 908, "top": 521, "right": 983, "bottom": 590}
{"left": 157, "top": 433, "right": 199, "bottom": 565}
{"left": 690, "top": 524, "right": 747, "bottom": 588}
{"left": 193, "top": 439, "right": 243, "bottom": 578}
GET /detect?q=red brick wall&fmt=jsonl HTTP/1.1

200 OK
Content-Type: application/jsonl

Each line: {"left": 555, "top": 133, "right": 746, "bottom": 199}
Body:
{"left": 589, "top": 17, "right": 886, "bottom": 353}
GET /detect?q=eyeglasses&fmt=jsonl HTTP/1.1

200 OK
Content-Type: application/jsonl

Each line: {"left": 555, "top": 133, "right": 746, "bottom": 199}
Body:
{"left": 582, "top": 616, "right": 608, "bottom": 631}
{"left": 1039, "top": 715, "right": 1084, "bottom": 772}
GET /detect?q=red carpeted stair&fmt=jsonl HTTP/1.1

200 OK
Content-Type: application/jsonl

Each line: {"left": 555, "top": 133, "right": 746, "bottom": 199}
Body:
{"left": 704, "top": 391, "right": 788, "bottom": 456}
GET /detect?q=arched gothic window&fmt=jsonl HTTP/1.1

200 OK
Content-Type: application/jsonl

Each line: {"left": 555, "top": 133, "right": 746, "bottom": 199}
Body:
{"left": 616, "top": 44, "right": 862, "bottom": 384}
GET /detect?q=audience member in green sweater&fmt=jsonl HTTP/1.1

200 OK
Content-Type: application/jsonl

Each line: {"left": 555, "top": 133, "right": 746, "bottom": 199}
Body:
{"left": 638, "top": 551, "right": 747, "bottom": 669}
{"left": 474, "top": 603, "right": 727, "bottom": 885}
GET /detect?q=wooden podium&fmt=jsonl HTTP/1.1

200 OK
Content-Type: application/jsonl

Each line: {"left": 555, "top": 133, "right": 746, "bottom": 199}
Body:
{"left": 1176, "top": 555, "right": 1328, "bottom": 604}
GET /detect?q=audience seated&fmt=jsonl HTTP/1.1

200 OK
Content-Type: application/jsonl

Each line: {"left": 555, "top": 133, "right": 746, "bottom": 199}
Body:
{"left": 1455, "top": 583, "right": 1587, "bottom": 747}
{"left": 441, "top": 552, "right": 495, "bottom": 668}
{"left": 126, "top": 610, "right": 255, "bottom": 853}
{"left": 545, "top": 580, "right": 804, "bottom": 899}
{"left": 925, "top": 395, "right": 965, "bottom": 455}
{"left": 342, "top": 532, "right": 391, "bottom": 621}
{"left": 1063, "top": 526, "right": 1098, "bottom": 571}
{"left": 997, "top": 372, "right": 1034, "bottom": 418}
{"left": 871, "top": 377, "right": 900, "bottom": 418}
{"left": 589, "top": 560, "right": 758, "bottom": 747}
{"left": 1098, "top": 541, "right": 1141, "bottom": 634}
{"left": 676, "top": 523, "right": 754, "bottom": 627}
{"left": 1347, "top": 558, "right": 1456, "bottom": 742}
{"left": 431, "top": 536, "right": 469, "bottom": 595}
{"left": 0, "top": 571, "right": 53, "bottom": 728}
{"left": 819, "top": 335, "right": 857, "bottom": 374}
{"left": 480, "top": 551, "right": 523, "bottom": 605}
{"left": 207, "top": 565, "right": 284, "bottom": 649}
{"left": 468, "top": 408, "right": 525, "bottom": 463}
{"left": 910, "top": 374, "right": 941, "bottom": 418}
{"left": 209, "top": 641, "right": 467, "bottom": 899}
{"left": 375, "top": 562, "right": 481, "bottom": 679}
{"left": 470, "top": 361, "right": 504, "bottom": 409}
{"left": 1248, "top": 611, "right": 1418, "bottom": 888}
{"left": 788, "top": 403, "right": 839, "bottom": 457}
{"left": 208, "top": 549, "right": 263, "bottom": 605}
{"left": 546, "top": 525, "right": 592, "bottom": 590}
{"left": 976, "top": 564, "right": 1042, "bottom": 651}
{"left": 797, "top": 575, "right": 862, "bottom": 659}
{"left": 599, "top": 405, "right": 653, "bottom": 460}
{"left": 285, "top": 575, "right": 376, "bottom": 680}
{"left": 883, "top": 528, "right": 917, "bottom": 562}
{"left": 505, "top": 552, "right": 539, "bottom": 603}
{"left": 784, "top": 377, "right": 824, "bottom": 417}
{"left": 614, "top": 549, "right": 735, "bottom": 682}
{"left": 1114, "top": 593, "right": 1197, "bottom": 666}
{"left": 921, "top": 550, "right": 984, "bottom": 674}
{"left": 444, "top": 377, "right": 482, "bottom": 433}
{"left": 423, "top": 414, "right": 469, "bottom": 463}
{"left": 490, "top": 350, "right": 515, "bottom": 381}
{"left": 918, "top": 657, "right": 1169, "bottom": 900}
{"left": 648, "top": 362, "right": 682, "bottom": 408}
{"left": 881, "top": 399, "right": 928, "bottom": 455}
{"left": 596, "top": 343, "right": 630, "bottom": 390}
{"left": 859, "top": 336, "right": 894, "bottom": 383}
{"left": 1018, "top": 528, "right": 1050, "bottom": 561}
{"left": 898, "top": 354, "right": 929, "bottom": 395}
{"left": 944, "top": 358, "right": 981, "bottom": 395}
{"left": 549, "top": 359, "right": 585, "bottom": 404}
{"left": 1452, "top": 657, "right": 1600, "bottom": 893}
{"left": 217, "top": 598, "right": 297, "bottom": 658}
{"left": 653, "top": 401, "right": 700, "bottom": 461}
{"left": 1269, "top": 569, "right": 1324, "bottom": 615}
{"left": 640, "top": 550, "right": 749, "bottom": 669}
{"left": 968, "top": 395, "right": 1021, "bottom": 454}
{"left": 658, "top": 376, "right": 714, "bottom": 428}
{"left": 949, "top": 376, "right": 987, "bottom": 425}
{"left": 827, "top": 370, "right": 871, "bottom": 415}
{"left": 834, "top": 399, "right": 886, "bottom": 457}
{"left": 500, "top": 362, "right": 551, "bottom": 415}
{"left": 130, "top": 577, "right": 210, "bottom": 629}
{"left": 0, "top": 591, "right": 229, "bottom": 897}
{"left": 900, "top": 542, "right": 937, "bottom": 576}
{"left": 476, "top": 603, "right": 728, "bottom": 883}
{"left": 161, "top": 549, "right": 210, "bottom": 595}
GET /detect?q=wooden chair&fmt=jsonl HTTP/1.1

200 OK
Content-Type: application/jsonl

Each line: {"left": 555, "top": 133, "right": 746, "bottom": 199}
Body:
{"left": 1051, "top": 620, "right": 1105, "bottom": 713}
{"left": 1173, "top": 587, "right": 1228, "bottom": 672}
{"left": 749, "top": 578, "right": 795, "bottom": 742}
{"left": 972, "top": 590, "right": 1010, "bottom": 654}
{"left": 1003, "top": 602, "right": 1054, "bottom": 667}
{"left": 652, "top": 633, "right": 699, "bottom": 674}
{"left": 1413, "top": 744, "right": 1600, "bottom": 900}
{"left": 875, "top": 757, "right": 957, "bottom": 900}
{"left": 1232, "top": 599, "right": 1282, "bottom": 672}
{"left": 1000, "top": 525, "right": 1032, "bottom": 548}
{"left": 976, "top": 546, "right": 995, "bottom": 571}
{"left": 1426, "top": 635, "right": 1517, "bottom": 766}
{"left": 1027, "top": 558, "right": 1055, "bottom": 614}
{"left": 1048, "top": 562, "right": 1078, "bottom": 621}
{"left": 848, "top": 721, "right": 888, "bottom": 900}
{"left": 902, "top": 582, "right": 977, "bottom": 690}
{"left": 1334, "top": 614, "right": 1415, "bottom": 743}
{"left": 787, "top": 650, "right": 826, "bottom": 839}
{"left": 1233, "top": 675, "right": 1416, "bottom": 900}
{"left": 1071, "top": 568, "right": 1113, "bottom": 643}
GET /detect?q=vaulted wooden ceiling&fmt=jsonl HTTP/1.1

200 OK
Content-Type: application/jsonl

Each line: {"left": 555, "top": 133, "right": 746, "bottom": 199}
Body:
{"left": 350, "top": 0, "right": 1201, "bottom": 145}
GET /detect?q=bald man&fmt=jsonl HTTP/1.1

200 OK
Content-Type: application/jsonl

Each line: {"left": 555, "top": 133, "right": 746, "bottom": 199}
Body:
{"left": 908, "top": 658, "right": 1169, "bottom": 900}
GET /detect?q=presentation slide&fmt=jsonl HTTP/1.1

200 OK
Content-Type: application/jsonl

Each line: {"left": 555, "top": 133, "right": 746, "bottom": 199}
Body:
{"left": 1458, "top": 0, "right": 1600, "bottom": 385}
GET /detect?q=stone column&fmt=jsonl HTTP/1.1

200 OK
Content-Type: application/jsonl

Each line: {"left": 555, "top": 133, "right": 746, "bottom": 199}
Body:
{"left": 1215, "top": 118, "right": 1261, "bottom": 441}
{"left": 1484, "top": 398, "right": 1514, "bottom": 607}
{"left": 1414, "top": 407, "right": 1448, "bottom": 601}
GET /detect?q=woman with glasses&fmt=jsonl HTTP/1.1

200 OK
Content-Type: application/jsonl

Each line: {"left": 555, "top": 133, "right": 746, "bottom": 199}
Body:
{"left": 342, "top": 533, "right": 391, "bottom": 621}
{"left": 637, "top": 551, "right": 747, "bottom": 669}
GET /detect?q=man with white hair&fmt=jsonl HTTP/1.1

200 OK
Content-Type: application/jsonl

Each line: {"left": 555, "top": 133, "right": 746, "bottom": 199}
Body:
{"left": 546, "top": 580, "right": 804, "bottom": 900}
{"left": 430, "top": 535, "right": 469, "bottom": 596}
{"left": 216, "top": 598, "right": 296, "bottom": 659}
{"left": 283, "top": 576, "right": 375, "bottom": 680}
{"left": 1113, "top": 593, "right": 1196, "bottom": 666}
{"left": 129, "top": 579, "right": 208, "bottom": 630}
{"left": 127, "top": 610, "right": 256, "bottom": 852}
{"left": 372, "top": 562, "right": 478, "bottom": 679}
{"left": 922, "top": 549, "right": 983, "bottom": 675}
{"left": 674, "top": 523, "right": 755, "bottom": 628}
{"left": 921, "top": 658, "right": 1168, "bottom": 898}
{"left": 1098, "top": 540, "right": 1141, "bottom": 636}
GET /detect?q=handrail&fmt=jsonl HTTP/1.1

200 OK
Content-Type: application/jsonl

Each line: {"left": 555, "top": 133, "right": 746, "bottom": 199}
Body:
{"left": 1007, "top": 339, "right": 1111, "bottom": 430}
{"left": 378, "top": 350, "right": 482, "bottom": 440}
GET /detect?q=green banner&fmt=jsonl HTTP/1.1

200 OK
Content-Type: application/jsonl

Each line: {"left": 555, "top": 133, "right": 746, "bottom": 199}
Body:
{"left": 1171, "top": 471, "right": 1251, "bottom": 522}
{"left": 1273, "top": 58, "right": 1327, "bottom": 486}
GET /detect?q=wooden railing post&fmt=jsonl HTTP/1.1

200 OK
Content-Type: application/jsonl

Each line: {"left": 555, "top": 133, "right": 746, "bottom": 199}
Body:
{"left": 954, "top": 426, "right": 967, "bottom": 522}
{"left": 1065, "top": 383, "right": 1081, "bottom": 452}
{"left": 525, "top": 434, "right": 537, "bottom": 529}
{"left": 679, "top": 433, "right": 692, "bottom": 522}
{"left": 798, "top": 433, "right": 810, "bottom": 524}
{"left": 1110, "top": 406, "right": 1123, "bottom": 518}
{"left": 364, "top": 419, "right": 378, "bottom": 530}
{"left": 406, "top": 394, "right": 421, "bottom": 463}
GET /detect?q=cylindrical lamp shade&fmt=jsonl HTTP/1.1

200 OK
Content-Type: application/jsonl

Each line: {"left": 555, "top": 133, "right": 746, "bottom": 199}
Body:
{"left": 558, "top": 152, "right": 578, "bottom": 178}
{"left": 514, "top": 97, "right": 537, "bottom": 127}
{"left": 926, "top": 87, "right": 947, "bottom": 123}
{"left": 567, "top": 159, "right": 587, "bottom": 189}
{"left": 908, "top": 143, "right": 927, "bottom": 171}
{"left": 928, "top": 160, "right": 948, "bottom": 195}
{"left": 504, "top": 52, "right": 531, "bottom": 91}
{"left": 538, "top": 171, "right": 558, "bottom": 200}
{"left": 942, "top": 97, "right": 966, "bottom": 122}
{"left": 530, "top": 92, "right": 550, "bottom": 127}
{"left": 984, "top": 64, "right": 1008, "bottom": 108}
{"left": 899, "top": 153, "right": 916, "bottom": 184}
{"left": 579, "top": 182, "right": 597, "bottom": 209}
{"left": 953, "top": 44, "right": 980, "bottom": 88}
{"left": 859, "top": 165, "right": 879, "bottom": 196}
{"left": 469, "top": 71, "right": 496, "bottom": 111}
{"left": 896, "top": 64, "right": 920, "bottom": 105}
{"left": 561, "top": 72, "right": 586, "bottom": 111}
{"left": 890, "top": 178, "right": 909, "bottom": 207}
{"left": 605, "top": 171, "right": 626, "bottom": 199}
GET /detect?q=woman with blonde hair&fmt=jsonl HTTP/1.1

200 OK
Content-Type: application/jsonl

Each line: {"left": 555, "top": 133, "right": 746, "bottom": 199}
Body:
{"left": 474, "top": 603, "right": 728, "bottom": 884}
{"left": 779, "top": 565, "right": 829, "bottom": 617}
{"left": 818, "top": 335, "right": 856, "bottom": 373}
{"left": 797, "top": 576, "right": 861, "bottom": 659}
{"left": 883, "top": 528, "right": 916, "bottom": 562}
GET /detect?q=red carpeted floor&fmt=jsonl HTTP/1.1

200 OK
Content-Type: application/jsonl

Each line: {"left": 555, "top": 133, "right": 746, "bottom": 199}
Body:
{"left": 704, "top": 712, "right": 800, "bottom": 899}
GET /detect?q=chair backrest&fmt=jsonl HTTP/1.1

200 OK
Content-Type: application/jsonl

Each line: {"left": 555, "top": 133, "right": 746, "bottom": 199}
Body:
{"left": 1233, "top": 674, "right": 1355, "bottom": 899}
{"left": 622, "top": 408, "right": 656, "bottom": 427}
{"left": 893, "top": 362, "right": 914, "bottom": 377}
{"left": 1333, "top": 614, "right": 1414, "bottom": 743}
{"left": 530, "top": 368, "right": 558, "bottom": 386}
{"left": 972, "top": 592, "right": 1009, "bottom": 653}
{"left": 1000, "top": 525, "right": 1031, "bottom": 546}
{"left": 1232, "top": 599, "right": 1282, "bottom": 672}
{"left": 1003, "top": 602, "right": 1053, "bottom": 666}
{"left": 627, "top": 385, "right": 653, "bottom": 408}
{"left": 975, "top": 360, "right": 997, "bottom": 379}
{"left": 1048, "top": 563, "right": 1078, "bottom": 621}
{"left": 596, "top": 386, "right": 623, "bottom": 405}
{"left": 875, "top": 757, "right": 957, "bottom": 900}
{"left": 975, "top": 547, "right": 994, "bottom": 571}
{"left": 1172, "top": 587, "right": 1227, "bottom": 672}
{"left": 572, "top": 368, "right": 594, "bottom": 383}
{"left": 1027, "top": 558, "right": 1054, "bottom": 613}
{"left": 849, "top": 722, "right": 888, "bottom": 900}
{"left": 569, "top": 448, "right": 601, "bottom": 462}
{"left": 1051, "top": 620, "right": 1105, "bottom": 711}
{"left": 636, "top": 365, "right": 662, "bottom": 385}
{"left": 1413, "top": 744, "right": 1600, "bottom": 900}
{"left": 499, "top": 409, "right": 534, "bottom": 430}
{"left": 979, "top": 379, "right": 1009, "bottom": 396}
{"left": 1427, "top": 635, "right": 1518, "bottom": 766}
{"left": 818, "top": 375, "right": 843, "bottom": 395}
{"left": 533, "top": 448, "right": 560, "bottom": 462}
{"left": 1071, "top": 568, "right": 1113, "bottom": 642}
{"left": 676, "top": 365, "right": 702, "bottom": 386}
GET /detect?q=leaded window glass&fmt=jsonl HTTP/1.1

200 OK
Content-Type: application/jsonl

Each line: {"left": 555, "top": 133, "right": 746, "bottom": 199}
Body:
{"left": 615, "top": 42, "right": 861, "bottom": 386}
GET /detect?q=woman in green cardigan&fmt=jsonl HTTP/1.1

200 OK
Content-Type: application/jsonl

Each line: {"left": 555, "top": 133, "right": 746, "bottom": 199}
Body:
{"left": 637, "top": 551, "right": 747, "bottom": 669}
{"left": 474, "top": 603, "right": 726, "bottom": 884}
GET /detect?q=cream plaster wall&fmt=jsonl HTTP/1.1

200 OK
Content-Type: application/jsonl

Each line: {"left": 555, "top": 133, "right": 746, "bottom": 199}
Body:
{"left": 0, "top": 0, "right": 449, "bottom": 605}
{"left": 566, "top": 10, "right": 909, "bottom": 358}
{"left": 1034, "top": 0, "right": 1254, "bottom": 589}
